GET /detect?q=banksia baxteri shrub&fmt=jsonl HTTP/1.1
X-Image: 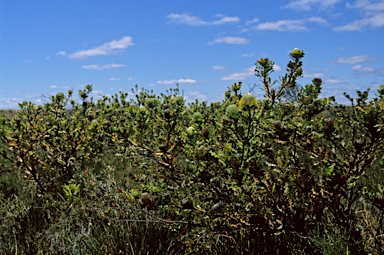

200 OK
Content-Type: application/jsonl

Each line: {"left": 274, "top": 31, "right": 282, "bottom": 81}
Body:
{"left": 170, "top": 95, "right": 184, "bottom": 105}
{"left": 163, "top": 109, "right": 172, "bottom": 119}
{"left": 324, "top": 117, "right": 334, "bottom": 128}
{"left": 158, "top": 143, "right": 167, "bottom": 153}
{"left": 257, "top": 58, "right": 272, "bottom": 68}
{"left": 182, "top": 198, "right": 193, "bottom": 209}
{"left": 378, "top": 84, "right": 384, "bottom": 95}
{"left": 91, "top": 119, "right": 98, "bottom": 126}
{"left": 139, "top": 105, "right": 146, "bottom": 112}
{"left": 290, "top": 47, "right": 304, "bottom": 58}
{"left": 222, "top": 117, "right": 230, "bottom": 125}
{"left": 192, "top": 112, "right": 202, "bottom": 122}
{"left": 140, "top": 192, "right": 153, "bottom": 206}
{"left": 201, "top": 128, "right": 210, "bottom": 139}
{"left": 312, "top": 78, "right": 323, "bottom": 87}
{"left": 231, "top": 82, "right": 241, "bottom": 92}
{"left": 56, "top": 92, "right": 65, "bottom": 101}
{"left": 226, "top": 104, "right": 239, "bottom": 119}
{"left": 145, "top": 98, "right": 157, "bottom": 108}
{"left": 186, "top": 126, "right": 196, "bottom": 136}
{"left": 272, "top": 120, "right": 283, "bottom": 129}
{"left": 239, "top": 92, "right": 258, "bottom": 110}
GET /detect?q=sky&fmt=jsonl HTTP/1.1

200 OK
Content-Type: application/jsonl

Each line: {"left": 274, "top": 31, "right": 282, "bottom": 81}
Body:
{"left": 1, "top": 0, "right": 384, "bottom": 109}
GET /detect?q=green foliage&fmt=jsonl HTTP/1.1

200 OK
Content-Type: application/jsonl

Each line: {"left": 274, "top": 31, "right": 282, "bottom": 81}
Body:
{"left": 226, "top": 104, "right": 239, "bottom": 119}
{"left": 239, "top": 92, "right": 258, "bottom": 111}
{"left": 63, "top": 183, "right": 80, "bottom": 197}
{"left": 1, "top": 50, "right": 384, "bottom": 254}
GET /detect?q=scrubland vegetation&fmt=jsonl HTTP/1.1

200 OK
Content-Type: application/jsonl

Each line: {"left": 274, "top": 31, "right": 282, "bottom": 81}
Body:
{"left": 1, "top": 49, "right": 384, "bottom": 254}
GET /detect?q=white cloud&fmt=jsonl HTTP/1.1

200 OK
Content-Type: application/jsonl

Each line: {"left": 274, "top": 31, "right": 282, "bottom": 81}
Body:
{"left": 110, "top": 77, "right": 121, "bottom": 81}
{"left": 157, "top": 78, "right": 197, "bottom": 84}
{"left": 251, "top": 20, "right": 308, "bottom": 31}
{"left": 245, "top": 18, "right": 260, "bottom": 26}
{"left": 56, "top": 51, "right": 66, "bottom": 56}
{"left": 81, "top": 64, "right": 126, "bottom": 70}
{"left": 177, "top": 78, "right": 197, "bottom": 83}
{"left": 328, "top": 55, "right": 380, "bottom": 65}
{"left": 27, "top": 94, "right": 41, "bottom": 98}
{"left": 331, "top": 1, "right": 384, "bottom": 31}
{"left": 127, "top": 77, "right": 136, "bottom": 80}
{"left": 46, "top": 57, "right": 50, "bottom": 60}
{"left": 303, "top": 70, "right": 325, "bottom": 78}
{"left": 221, "top": 65, "right": 282, "bottom": 81}
{"left": 207, "top": 36, "right": 250, "bottom": 45}
{"left": 221, "top": 66, "right": 254, "bottom": 81}
{"left": 166, "top": 13, "right": 240, "bottom": 26}
{"left": 333, "top": 12, "right": 384, "bottom": 31}
{"left": 346, "top": 0, "right": 384, "bottom": 11}
{"left": 25, "top": 59, "right": 33, "bottom": 62}
{"left": 248, "top": 16, "right": 330, "bottom": 31}
{"left": 212, "top": 65, "right": 225, "bottom": 70}
{"left": 242, "top": 53, "right": 255, "bottom": 57}
{"left": 0, "top": 98, "right": 24, "bottom": 109}
{"left": 351, "top": 64, "right": 384, "bottom": 76}
{"left": 158, "top": 79, "right": 177, "bottom": 84}
{"left": 68, "top": 36, "right": 134, "bottom": 59}
{"left": 273, "top": 65, "right": 282, "bottom": 71}
{"left": 281, "top": 0, "right": 343, "bottom": 12}
{"left": 50, "top": 85, "right": 58, "bottom": 88}
{"left": 325, "top": 78, "right": 345, "bottom": 84}
{"left": 186, "top": 91, "right": 208, "bottom": 102}
{"left": 305, "top": 17, "right": 330, "bottom": 25}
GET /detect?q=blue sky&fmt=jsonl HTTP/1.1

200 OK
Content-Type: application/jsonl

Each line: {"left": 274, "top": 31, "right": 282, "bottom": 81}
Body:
{"left": 1, "top": 0, "right": 383, "bottom": 109}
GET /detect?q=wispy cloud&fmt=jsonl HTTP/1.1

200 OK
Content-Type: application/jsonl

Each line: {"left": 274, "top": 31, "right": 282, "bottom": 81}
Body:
{"left": 49, "top": 85, "right": 58, "bottom": 88}
{"left": 127, "top": 77, "right": 136, "bottom": 80}
{"left": 166, "top": 13, "right": 240, "bottom": 26}
{"left": 333, "top": 12, "right": 384, "bottom": 31}
{"left": 280, "top": 0, "right": 343, "bottom": 12}
{"left": 324, "top": 78, "right": 345, "bottom": 84}
{"left": 303, "top": 70, "right": 325, "bottom": 78}
{"left": 346, "top": 0, "right": 384, "bottom": 12}
{"left": 186, "top": 91, "right": 208, "bottom": 102}
{"left": 60, "top": 36, "right": 134, "bottom": 59}
{"left": 157, "top": 78, "right": 197, "bottom": 84}
{"left": 212, "top": 65, "right": 225, "bottom": 70}
{"left": 242, "top": 53, "right": 255, "bottom": 57}
{"left": 221, "top": 66, "right": 254, "bottom": 81}
{"left": 245, "top": 18, "right": 260, "bottom": 26}
{"left": 221, "top": 65, "right": 282, "bottom": 81}
{"left": 328, "top": 55, "right": 381, "bottom": 65}
{"left": 351, "top": 64, "right": 375, "bottom": 72}
{"left": 250, "top": 20, "right": 304, "bottom": 31}
{"left": 244, "top": 16, "right": 329, "bottom": 31}
{"left": 26, "top": 94, "right": 41, "bottom": 98}
{"left": 110, "top": 77, "right": 121, "bottom": 81}
{"left": 330, "top": 0, "right": 384, "bottom": 31}
{"left": 24, "top": 59, "right": 33, "bottom": 62}
{"left": 208, "top": 36, "right": 250, "bottom": 45}
{"left": 82, "top": 64, "right": 126, "bottom": 70}
{"left": 351, "top": 65, "right": 384, "bottom": 76}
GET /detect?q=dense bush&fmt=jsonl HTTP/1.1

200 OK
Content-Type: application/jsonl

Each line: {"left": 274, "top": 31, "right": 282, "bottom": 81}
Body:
{"left": 1, "top": 48, "right": 384, "bottom": 254}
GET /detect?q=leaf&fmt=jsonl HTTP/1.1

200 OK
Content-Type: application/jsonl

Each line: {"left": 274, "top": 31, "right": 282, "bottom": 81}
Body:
{"left": 265, "top": 162, "right": 277, "bottom": 167}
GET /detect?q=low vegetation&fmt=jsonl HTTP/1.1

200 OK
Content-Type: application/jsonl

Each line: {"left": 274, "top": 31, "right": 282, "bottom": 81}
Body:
{"left": 1, "top": 49, "right": 384, "bottom": 254}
